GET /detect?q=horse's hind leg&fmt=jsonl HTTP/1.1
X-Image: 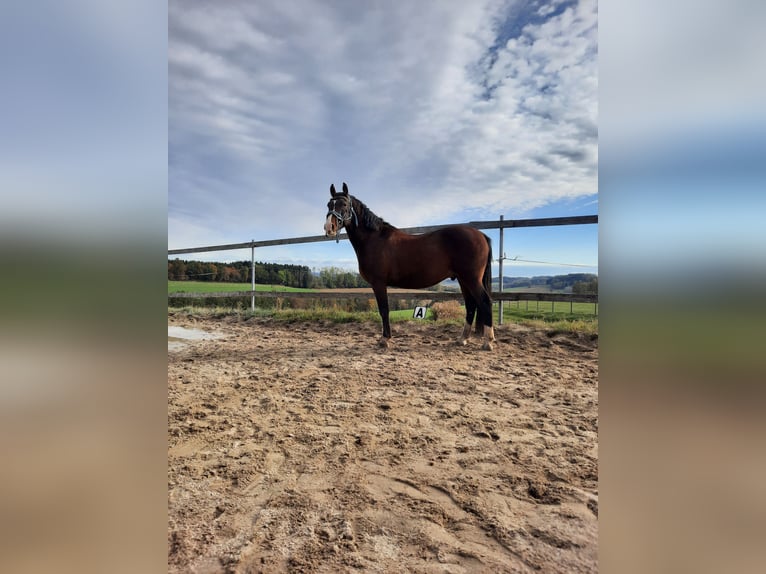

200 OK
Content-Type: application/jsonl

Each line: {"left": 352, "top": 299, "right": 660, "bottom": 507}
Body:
{"left": 457, "top": 285, "right": 477, "bottom": 346}
{"left": 478, "top": 289, "right": 495, "bottom": 351}
{"left": 461, "top": 280, "right": 494, "bottom": 350}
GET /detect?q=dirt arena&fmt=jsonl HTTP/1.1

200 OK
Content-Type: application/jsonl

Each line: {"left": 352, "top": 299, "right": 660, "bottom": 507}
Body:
{"left": 168, "top": 314, "right": 598, "bottom": 573}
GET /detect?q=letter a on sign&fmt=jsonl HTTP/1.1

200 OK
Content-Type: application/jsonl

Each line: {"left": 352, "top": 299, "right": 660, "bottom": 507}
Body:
{"left": 413, "top": 306, "right": 427, "bottom": 319}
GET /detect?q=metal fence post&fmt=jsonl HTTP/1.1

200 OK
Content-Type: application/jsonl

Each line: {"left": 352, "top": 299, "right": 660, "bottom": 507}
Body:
{"left": 251, "top": 243, "right": 255, "bottom": 312}
{"left": 498, "top": 215, "right": 504, "bottom": 325}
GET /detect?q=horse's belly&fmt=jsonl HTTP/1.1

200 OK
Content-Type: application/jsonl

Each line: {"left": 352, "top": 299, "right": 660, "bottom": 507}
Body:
{"left": 391, "top": 271, "right": 447, "bottom": 289}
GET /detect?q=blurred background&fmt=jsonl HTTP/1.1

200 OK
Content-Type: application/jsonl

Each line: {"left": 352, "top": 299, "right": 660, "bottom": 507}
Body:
{"left": 0, "top": 1, "right": 167, "bottom": 572}
{"left": 0, "top": 0, "right": 764, "bottom": 572}
{"left": 599, "top": 0, "right": 766, "bottom": 572}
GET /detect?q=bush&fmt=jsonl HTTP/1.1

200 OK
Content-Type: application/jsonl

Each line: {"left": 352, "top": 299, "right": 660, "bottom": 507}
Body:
{"left": 431, "top": 300, "right": 464, "bottom": 321}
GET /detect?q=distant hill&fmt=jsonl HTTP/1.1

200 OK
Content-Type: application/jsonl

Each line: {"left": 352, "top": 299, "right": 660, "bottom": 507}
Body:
{"left": 441, "top": 273, "right": 597, "bottom": 293}
{"left": 495, "top": 273, "right": 597, "bottom": 292}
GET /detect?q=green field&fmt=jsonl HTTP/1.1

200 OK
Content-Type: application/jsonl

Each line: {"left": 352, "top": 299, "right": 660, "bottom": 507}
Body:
{"left": 498, "top": 299, "right": 597, "bottom": 316}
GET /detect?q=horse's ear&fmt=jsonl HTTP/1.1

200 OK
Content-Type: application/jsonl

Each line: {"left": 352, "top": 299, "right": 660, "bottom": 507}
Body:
{"left": 342, "top": 182, "right": 349, "bottom": 196}
{"left": 330, "top": 184, "right": 337, "bottom": 197}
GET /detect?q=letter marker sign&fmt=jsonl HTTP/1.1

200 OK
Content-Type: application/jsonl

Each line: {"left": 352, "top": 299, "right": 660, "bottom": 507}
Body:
{"left": 413, "top": 306, "right": 427, "bottom": 319}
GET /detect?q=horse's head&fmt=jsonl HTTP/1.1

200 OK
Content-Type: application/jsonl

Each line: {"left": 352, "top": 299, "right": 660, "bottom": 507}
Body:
{"left": 324, "top": 182, "right": 356, "bottom": 237}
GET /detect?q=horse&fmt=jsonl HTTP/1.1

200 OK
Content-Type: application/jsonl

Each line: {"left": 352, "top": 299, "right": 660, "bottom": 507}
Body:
{"left": 324, "top": 183, "right": 496, "bottom": 350}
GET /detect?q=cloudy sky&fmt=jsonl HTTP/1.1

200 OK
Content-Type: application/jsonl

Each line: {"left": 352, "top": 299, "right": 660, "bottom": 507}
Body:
{"left": 168, "top": 0, "right": 598, "bottom": 277}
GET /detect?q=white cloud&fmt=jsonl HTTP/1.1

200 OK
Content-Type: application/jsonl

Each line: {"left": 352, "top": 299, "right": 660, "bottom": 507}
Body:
{"left": 169, "top": 0, "right": 598, "bottom": 255}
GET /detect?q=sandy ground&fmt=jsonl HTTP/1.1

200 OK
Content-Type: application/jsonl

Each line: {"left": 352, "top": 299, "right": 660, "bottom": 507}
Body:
{"left": 168, "top": 314, "right": 598, "bottom": 573}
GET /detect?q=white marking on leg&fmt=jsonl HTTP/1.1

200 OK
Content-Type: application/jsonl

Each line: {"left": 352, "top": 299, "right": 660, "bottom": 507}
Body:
{"left": 457, "top": 322, "right": 471, "bottom": 345}
{"left": 482, "top": 326, "right": 495, "bottom": 351}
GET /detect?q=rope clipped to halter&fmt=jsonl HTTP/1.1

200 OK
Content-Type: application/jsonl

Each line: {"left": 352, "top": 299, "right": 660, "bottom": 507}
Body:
{"left": 327, "top": 196, "right": 358, "bottom": 243}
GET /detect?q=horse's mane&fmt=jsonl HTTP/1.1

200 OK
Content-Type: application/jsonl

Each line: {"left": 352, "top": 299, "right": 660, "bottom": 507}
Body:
{"left": 351, "top": 196, "right": 395, "bottom": 232}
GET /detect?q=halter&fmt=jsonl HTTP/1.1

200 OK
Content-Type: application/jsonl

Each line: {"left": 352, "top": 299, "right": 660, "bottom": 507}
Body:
{"left": 326, "top": 196, "right": 358, "bottom": 242}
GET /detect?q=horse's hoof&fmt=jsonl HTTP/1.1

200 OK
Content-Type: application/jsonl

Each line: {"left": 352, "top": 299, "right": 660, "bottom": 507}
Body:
{"left": 456, "top": 338, "right": 468, "bottom": 346}
{"left": 482, "top": 341, "right": 494, "bottom": 351}
{"left": 378, "top": 337, "right": 390, "bottom": 348}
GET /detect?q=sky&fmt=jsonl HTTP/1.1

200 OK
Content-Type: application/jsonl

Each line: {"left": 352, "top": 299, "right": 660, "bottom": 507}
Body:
{"left": 168, "top": 0, "right": 598, "bottom": 278}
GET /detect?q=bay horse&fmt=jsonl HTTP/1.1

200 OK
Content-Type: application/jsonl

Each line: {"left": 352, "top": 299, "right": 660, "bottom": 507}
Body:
{"left": 324, "top": 183, "right": 495, "bottom": 350}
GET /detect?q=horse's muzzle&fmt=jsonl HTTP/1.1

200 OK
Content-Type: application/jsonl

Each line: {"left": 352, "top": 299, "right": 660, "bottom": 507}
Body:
{"left": 324, "top": 214, "right": 337, "bottom": 237}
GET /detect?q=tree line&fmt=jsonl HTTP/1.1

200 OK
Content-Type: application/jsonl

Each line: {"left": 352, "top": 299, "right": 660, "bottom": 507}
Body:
{"left": 495, "top": 273, "right": 597, "bottom": 293}
{"left": 167, "top": 258, "right": 369, "bottom": 289}
{"left": 572, "top": 276, "right": 598, "bottom": 295}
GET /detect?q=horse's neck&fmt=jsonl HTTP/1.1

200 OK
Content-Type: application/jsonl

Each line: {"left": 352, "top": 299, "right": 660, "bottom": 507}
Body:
{"left": 345, "top": 223, "right": 373, "bottom": 253}
{"left": 345, "top": 216, "right": 386, "bottom": 260}
{"left": 346, "top": 199, "right": 395, "bottom": 251}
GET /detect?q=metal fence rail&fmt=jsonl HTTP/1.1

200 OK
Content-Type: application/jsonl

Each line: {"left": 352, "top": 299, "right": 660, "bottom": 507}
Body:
{"left": 168, "top": 290, "right": 596, "bottom": 303}
{"left": 167, "top": 215, "right": 597, "bottom": 255}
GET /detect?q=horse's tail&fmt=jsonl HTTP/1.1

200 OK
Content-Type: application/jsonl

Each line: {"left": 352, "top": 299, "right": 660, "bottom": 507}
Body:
{"left": 483, "top": 234, "right": 492, "bottom": 300}
{"left": 476, "top": 233, "right": 493, "bottom": 332}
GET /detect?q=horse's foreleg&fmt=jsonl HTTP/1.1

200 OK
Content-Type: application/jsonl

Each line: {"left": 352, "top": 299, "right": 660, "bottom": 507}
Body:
{"left": 372, "top": 285, "right": 391, "bottom": 347}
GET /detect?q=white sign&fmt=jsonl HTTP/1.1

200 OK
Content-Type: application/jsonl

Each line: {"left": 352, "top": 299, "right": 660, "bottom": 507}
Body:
{"left": 412, "top": 306, "right": 427, "bottom": 319}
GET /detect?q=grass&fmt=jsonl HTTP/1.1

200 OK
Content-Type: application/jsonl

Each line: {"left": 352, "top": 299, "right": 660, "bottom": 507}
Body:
{"left": 494, "top": 302, "right": 598, "bottom": 336}
{"left": 499, "top": 299, "right": 597, "bottom": 315}
{"left": 513, "top": 316, "right": 598, "bottom": 336}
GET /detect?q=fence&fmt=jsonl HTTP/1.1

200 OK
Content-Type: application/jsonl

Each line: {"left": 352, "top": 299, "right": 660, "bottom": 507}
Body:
{"left": 168, "top": 214, "right": 598, "bottom": 323}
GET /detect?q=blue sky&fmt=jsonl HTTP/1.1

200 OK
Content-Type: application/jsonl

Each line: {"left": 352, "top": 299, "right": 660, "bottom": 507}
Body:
{"left": 168, "top": 0, "right": 598, "bottom": 278}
